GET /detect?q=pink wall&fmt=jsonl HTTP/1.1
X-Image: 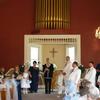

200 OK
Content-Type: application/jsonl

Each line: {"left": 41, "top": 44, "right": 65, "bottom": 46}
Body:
{"left": 71, "top": 0, "right": 100, "bottom": 66}
{"left": 0, "top": 0, "right": 100, "bottom": 69}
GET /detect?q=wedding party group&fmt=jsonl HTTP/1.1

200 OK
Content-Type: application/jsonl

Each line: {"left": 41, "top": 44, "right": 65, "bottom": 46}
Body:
{"left": 0, "top": 56, "right": 100, "bottom": 100}
{"left": 57, "top": 56, "right": 100, "bottom": 100}
{"left": 0, "top": 58, "right": 54, "bottom": 100}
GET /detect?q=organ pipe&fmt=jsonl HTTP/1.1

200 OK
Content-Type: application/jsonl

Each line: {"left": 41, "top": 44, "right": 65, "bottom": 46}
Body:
{"left": 35, "top": 0, "right": 70, "bottom": 29}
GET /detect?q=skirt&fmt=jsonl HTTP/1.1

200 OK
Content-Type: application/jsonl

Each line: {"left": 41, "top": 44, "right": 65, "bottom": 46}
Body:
{"left": 21, "top": 79, "right": 31, "bottom": 89}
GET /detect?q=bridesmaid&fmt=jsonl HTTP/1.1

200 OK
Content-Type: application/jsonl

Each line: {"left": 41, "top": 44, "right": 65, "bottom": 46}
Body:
{"left": 29, "top": 61, "right": 39, "bottom": 93}
{"left": 13, "top": 65, "right": 22, "bottom": 100}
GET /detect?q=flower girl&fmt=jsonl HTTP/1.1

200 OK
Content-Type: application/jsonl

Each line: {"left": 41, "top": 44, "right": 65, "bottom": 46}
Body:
{"left": 21, "top": 66, "right": 31, "bottom": 94}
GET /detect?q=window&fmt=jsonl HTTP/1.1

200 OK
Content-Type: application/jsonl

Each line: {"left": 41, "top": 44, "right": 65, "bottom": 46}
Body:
{"left": 30, "top": 47, "right": 39, "bottom": 66}
{"left": 66, "top": 46, "right": 75, "bottom": 62}
{"left": 68, "top": 47, "right": 75, "bottom": 62}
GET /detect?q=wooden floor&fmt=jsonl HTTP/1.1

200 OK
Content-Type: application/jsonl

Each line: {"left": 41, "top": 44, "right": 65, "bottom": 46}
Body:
{"left": 22, "top": 93, "right": 63, "bottom": 100}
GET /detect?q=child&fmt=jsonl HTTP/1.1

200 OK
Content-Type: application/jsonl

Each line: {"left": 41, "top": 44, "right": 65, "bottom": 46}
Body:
{"left": 57, "top": 70, "right": 64, "bottom": 97}
{"left": 21, "top": 66, "right": 31, "bottom": 94}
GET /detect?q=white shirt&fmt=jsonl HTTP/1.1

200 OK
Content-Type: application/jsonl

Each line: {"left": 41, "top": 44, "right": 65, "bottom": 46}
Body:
{"left": 63, "top": 61, "right": 73, "bottom": 80}
{"left": 84, "top": 67, "right": 96, "bottom": 85}
{"left": 68, "top": 67, "right": 81, "bottom": 85}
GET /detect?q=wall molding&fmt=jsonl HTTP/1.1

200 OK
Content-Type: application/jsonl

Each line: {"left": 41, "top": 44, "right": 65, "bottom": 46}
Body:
{"left": 24, "top": 35, "right": 81, "bottom": 64}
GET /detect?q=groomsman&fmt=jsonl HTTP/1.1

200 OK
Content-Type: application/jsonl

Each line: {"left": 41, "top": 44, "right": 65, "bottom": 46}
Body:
{"left": 68, "top": 61, "right": 81, "bottom": 86}
{"left": 84, "top": 61, "right": 96, "bottom": 85}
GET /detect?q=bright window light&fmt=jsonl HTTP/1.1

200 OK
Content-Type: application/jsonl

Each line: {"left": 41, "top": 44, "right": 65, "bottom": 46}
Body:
{"left": 31, "top": 47, "right": 39, "bottom": 66}
{"left": 68, "top": 47, "right": 75, "bottom": 62}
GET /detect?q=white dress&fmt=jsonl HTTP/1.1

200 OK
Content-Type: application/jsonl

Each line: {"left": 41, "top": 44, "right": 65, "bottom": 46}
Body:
{"left": 21, "top": 72, "right": 30, "bottom": 89}
{"left": 57, "top": 73, "right": 64, "bottom": 94}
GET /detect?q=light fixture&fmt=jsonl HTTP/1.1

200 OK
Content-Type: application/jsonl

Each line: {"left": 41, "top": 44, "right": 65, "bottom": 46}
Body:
{"left": 95, "top": 26, "right": 100, "bottom": 39}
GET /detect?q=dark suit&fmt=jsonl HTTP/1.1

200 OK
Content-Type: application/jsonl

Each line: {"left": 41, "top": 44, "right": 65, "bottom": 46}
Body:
{"left": 43, "top": 64, "right": 54, "bottom": 94}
